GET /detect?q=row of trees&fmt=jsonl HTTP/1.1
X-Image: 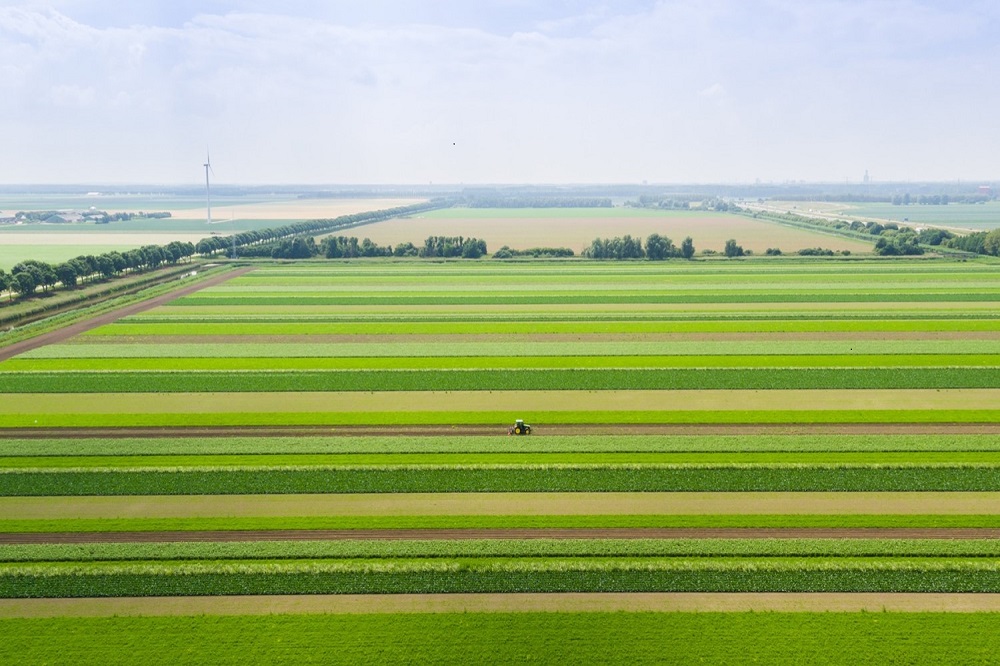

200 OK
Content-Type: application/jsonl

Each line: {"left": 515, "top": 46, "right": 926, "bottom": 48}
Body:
{"left": 193, "top": 200, "right": 452, "bottom": 257}
{"left": 237, "top": 235, "right": 489, "bottom": 261}
{"left": 420, "top": 236, "right": 487, "bottom": 258}
{"left": 0, "top": 241, "right": 196, "bottom": 301}
{"left": 582, "top": 234, "right": 695, "bottom": 260}
{"left": 946, "top": 229, "right": 1000, "bottom": 256}
{"left": 492, "top": 246, "right": 575, "bottom": 258}
{"left": 466, "top": 197, "right": 612, "bottom": 208}
{"left": 891, "top": 194, "right": 991, "bottom": 206}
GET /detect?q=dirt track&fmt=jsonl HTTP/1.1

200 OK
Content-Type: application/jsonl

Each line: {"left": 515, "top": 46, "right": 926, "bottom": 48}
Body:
{"left": 5, "top": 423, "right": 1000, "bottom": 438}
{"left": 7, "top": 593, "right": 1000, "bottom": 617}
{"left": 0, "top": 266, "right": 255, "bottom": 362}
{"left": 5, "top": 527, "right": 1000, "bottom": 544}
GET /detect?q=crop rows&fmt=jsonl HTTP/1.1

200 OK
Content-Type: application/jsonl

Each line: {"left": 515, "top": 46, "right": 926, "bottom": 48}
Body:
{"left": 3, "top": 434, "right": 1000, "bottom": 456}
{"left": 8, "top": 538, "right": 1000, "bottom": 563}
{"left": 5, "top": 464, "right": 1000, "bottom": 495}
{"left": 14, "top": 451, "right": 1000, "bottom": 469}
{"left": 82, "top": 318, "right": 1000, "bottom": 335}
{"left": 165, "top": 291, "right": 1000, "bottom": 306}
{"left": 5, "top": 367, "right": 1000, "bottom": 393}
{"left": 5, "top": 259, "right": 1000, "bottom": 612}
{"left": 7, "top": 558, "right": 1000, "bottom": 597}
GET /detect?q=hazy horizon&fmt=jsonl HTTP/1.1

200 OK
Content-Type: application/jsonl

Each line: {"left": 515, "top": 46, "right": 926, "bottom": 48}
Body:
{"left": 3, "top": 1, "right": 999, "bottom": 185}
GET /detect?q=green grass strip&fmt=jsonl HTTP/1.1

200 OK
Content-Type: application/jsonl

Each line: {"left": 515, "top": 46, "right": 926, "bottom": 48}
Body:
{"left": 3, "top": 613, "right": 999, "bottom": 666}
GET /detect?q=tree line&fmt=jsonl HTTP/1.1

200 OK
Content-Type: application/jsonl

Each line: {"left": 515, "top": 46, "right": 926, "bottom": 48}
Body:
{"left": 582, "top": 234, "right": 695, "bottom": 260}
{"left": 240, "top": 235, "right": 488, "bottom": 260}
{"left": 492, "top": 246, "right": 575, "bottom": 258}
{"left": 1, "top": 200, "right": 453, "bottom": 301}
{"left": 946, "top": 229, "right": 1000, "bottom": 256}
{"left": 465, "top": 197, "right": 612, "bottom": 208}
{"left": 193, "top": 199, "right": 452, "bottom": 257}
{"left": 0, "top": 241, "right": 196, "bottom": 301}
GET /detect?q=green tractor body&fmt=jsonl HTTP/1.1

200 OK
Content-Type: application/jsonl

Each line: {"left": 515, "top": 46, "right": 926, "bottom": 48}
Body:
{"left": 509, "top": 419, "right": 532, "bottom": 435}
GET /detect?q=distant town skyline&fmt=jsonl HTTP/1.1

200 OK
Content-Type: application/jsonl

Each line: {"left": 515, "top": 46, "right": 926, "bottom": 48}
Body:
{"left": 2, "top": 1, "right": 998, "bottom": 185}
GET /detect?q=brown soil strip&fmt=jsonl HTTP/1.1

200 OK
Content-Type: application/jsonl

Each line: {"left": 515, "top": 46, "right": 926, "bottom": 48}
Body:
{"left": 4, "top": 527, "right": 1000, "bottom": 544}
{"left": 4, "top": 423, "right": 1000, "bottom": 439}
{"left": 0, "top": 266, "right": 255, "bottom": 362}
{"left": 5, "top": 593, "right": 1000, "bottom": 617}
{"left": 5, "top": 493, "right": 1000, "bottom": 520}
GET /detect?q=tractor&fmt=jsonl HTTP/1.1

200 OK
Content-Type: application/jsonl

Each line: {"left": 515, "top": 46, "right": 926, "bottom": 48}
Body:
{"left": 508, "top": 419, "right": 532, "bottom": 435}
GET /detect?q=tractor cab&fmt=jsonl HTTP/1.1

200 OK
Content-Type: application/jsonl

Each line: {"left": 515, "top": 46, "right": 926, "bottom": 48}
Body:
{"left": 508, "top": 419, "right": 532, "bottom": 435}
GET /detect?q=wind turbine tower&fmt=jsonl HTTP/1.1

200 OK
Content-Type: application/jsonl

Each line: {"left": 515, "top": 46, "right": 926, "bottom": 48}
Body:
{"left": 203, "top": 152, "right": 213, "bottom": 225}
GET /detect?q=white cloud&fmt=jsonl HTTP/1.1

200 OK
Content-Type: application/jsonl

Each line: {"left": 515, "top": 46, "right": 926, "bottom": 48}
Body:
{"left": 0, "top": 1, "right": 998, "bottom": 183}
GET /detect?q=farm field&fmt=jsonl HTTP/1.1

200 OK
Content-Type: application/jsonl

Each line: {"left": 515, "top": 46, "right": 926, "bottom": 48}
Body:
{"left": 762, "top": 200, "right": 1000, "bottom": 232}
{"left": 2, "top": 256, "right": 1000, "bottom": 661}
{"left": 0, "top": 196, "right": 423, "bottom": 269}
{"left": 350, "top": 207, "right": 874, "bottom": 253}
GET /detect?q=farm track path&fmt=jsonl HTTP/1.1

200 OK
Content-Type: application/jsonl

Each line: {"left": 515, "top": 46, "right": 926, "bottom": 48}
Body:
{"left": 4, "top": 423, "right": 1000, "bottom": 438}
{"left": 0, "top": 266, "right": 256, "bottom": 362}
{"left": 6, "top": 593, "right": 1000, "bottom": 617}
{"left": 5, "top": 527, "right": 1000, "bottom": 544}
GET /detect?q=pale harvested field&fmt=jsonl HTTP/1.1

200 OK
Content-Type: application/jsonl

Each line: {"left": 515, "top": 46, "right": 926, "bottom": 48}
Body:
{"left": 169, "top": 198, "right": 424, "bottom": 221}
{"left": 5, "top": 492, "right": 1000, "bottom": 519}
{"left": 353, "top": 212, "right": 873, "bottom": 254}
{"left": 5, "top": 389, "right": 1000, "bottom": 415}
{"left": 5, "top": 593, "right": 1000, "bottom": 617}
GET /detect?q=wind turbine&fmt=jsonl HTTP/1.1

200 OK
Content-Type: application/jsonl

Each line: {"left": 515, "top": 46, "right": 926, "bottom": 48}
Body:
{"left": 203, "top": 151, "right": 214, "bottom": 225}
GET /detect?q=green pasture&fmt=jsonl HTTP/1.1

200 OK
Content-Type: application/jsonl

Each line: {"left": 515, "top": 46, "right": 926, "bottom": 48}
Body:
{"left": 827, "top": 201, "right": 1000, "bottom": 230}
{"left": 0, "top": 246, "right": 138, "bottom": 271}
{"left": 4, "top": 613, "right": 998, "bottom": 665}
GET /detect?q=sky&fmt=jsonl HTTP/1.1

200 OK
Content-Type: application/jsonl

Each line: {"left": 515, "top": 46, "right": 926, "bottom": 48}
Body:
{"left": 1, "top": 1, "right": 998, "bottom": 185}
